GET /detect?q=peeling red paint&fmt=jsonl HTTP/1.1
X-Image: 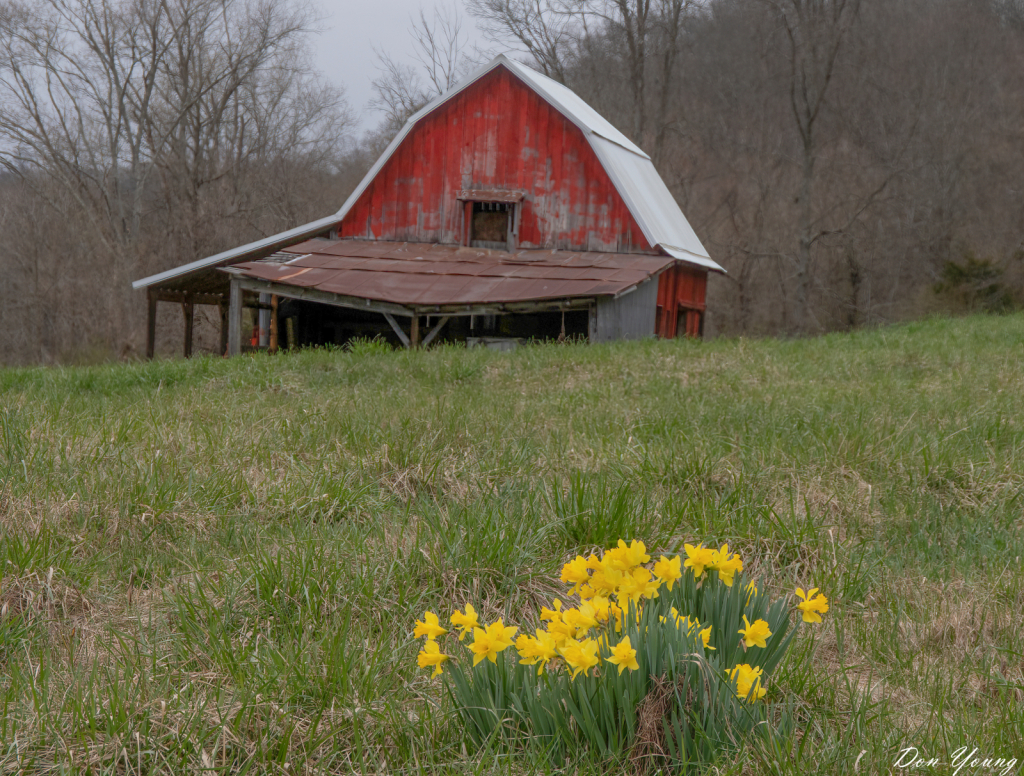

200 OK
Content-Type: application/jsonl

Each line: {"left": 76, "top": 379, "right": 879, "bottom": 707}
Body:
{"left": 338, "top": 66, "right": 652, "bottom": 254}
{"left": 656, "top": 265, "right": 707, "bottom": 338}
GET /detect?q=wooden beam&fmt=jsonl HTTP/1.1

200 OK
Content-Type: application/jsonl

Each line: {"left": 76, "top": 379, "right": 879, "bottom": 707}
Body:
{"left": 225, "top": 271, "right": 597, "bottom": 318}
{"left": 382, "top": 312, "right": 410, "bottom": 347}
{"left": 219, "top": 303, "right": 228, "bottom": 356}
{"left": 146, "top": 289, "right": 157, "bottom": 360}
{"left": 227, "top": 278, "right": 242, "bottom": 356}
{"left": 182, "top": 299, "right": 195, "bottom": 358}
{"left": 230, "top": 274, "right": 416, "bottom": 318}
{"left": 152, "top": 289, "right": 225, "bottom": 307}
{"left": 269, "top": 295, "right": 279, "bottom": 354}
{"left": 421, "top": 316, "right": 450, "bottom": 347}
{"left": 410, "top": 315, "right": 420, "bottom": 349}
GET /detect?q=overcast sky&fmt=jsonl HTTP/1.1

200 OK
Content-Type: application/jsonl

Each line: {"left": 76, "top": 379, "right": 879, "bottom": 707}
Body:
{"left": 311, "top": 1, "right": 495, "bottom": 133}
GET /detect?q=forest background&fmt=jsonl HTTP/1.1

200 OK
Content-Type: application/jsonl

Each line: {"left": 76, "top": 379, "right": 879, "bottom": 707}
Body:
{"left": 1, "top": 0, "right": 1022, "bottom": 365}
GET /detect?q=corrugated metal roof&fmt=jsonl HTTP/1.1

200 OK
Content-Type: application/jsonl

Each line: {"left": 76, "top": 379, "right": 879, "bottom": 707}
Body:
{"left": 231, "top": 239, "right": 674, "bottom": 308}
{"left": 589, "top": 135, "right": 722, "bottom": 272}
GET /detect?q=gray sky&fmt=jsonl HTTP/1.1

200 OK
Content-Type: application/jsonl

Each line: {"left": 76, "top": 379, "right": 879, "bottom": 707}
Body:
{"left": 311, "top": 0, "right": 494, "bottom": 133}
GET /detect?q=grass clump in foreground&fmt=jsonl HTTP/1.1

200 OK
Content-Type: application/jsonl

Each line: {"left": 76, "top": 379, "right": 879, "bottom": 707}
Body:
{"left": 0, "top": 313, "right": 1022, "bottom": 773}
{"left": 417, "top": 539, "right": 827, "bottom": 772}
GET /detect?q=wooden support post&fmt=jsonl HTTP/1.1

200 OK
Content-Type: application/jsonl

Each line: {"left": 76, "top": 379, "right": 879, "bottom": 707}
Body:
{"left": 382, "top": 312, "right": 410, "bottom": 347}
{"left": 410, "top": 315, "right": 420, "bottom": 349}
{"left": 146, "top": 289, "right": 157, "bottom": 360}
{"left": 228, "top": 278, "right": 242, "bottom": 356}
{"left": 182, "top": 297, "right": 194, "bottom": 358}
{"left": 219, "top": 303, "right": 228, "bottom": 356}
{"left": 269, "top": 295, "right": 279, "bottom": 354}
{"left": 421, "top": 316, "right": 450, "bottom": 347}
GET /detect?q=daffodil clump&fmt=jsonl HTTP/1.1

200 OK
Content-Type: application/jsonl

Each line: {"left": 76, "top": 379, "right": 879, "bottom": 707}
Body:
{"left": 412, "top": 539, "right": 829, "bottom": 771}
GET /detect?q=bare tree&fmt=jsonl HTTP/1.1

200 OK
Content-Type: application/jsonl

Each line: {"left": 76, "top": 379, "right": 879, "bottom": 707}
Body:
{"left": 466, "top": 0, "right": 695, "bottom": 160}
{"left": 755, "top": 0, "right": 862, "bottom": 333}
{"left": 371, "top": 3, "right": 473, "bottom": 129}
{"left": 0, "top": 0, "right": 351, "bottom": 360}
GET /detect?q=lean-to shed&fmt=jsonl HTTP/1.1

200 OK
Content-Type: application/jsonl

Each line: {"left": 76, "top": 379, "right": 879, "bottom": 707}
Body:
{"left": 132, "top": 54, "right": 723, "bottom": 355}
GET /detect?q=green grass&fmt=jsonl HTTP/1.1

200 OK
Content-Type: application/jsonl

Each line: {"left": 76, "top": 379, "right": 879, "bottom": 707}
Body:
{"left": 0, "top": 314, "right": 1022, "bottom": 773}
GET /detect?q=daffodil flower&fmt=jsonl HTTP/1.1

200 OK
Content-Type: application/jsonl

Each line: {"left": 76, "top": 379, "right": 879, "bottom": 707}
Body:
{"left": 450, "top": 604, "right": 479, "bottom": 641}
{"left": 559, "top": 637, "right": 600, "bottom": 679}
{"left": 738, "top": 615, "right": 772, "bottom": 648}
{"left": 417, "top": 640, "right": 449, "bottom": 678}
{"left": 540, "top": 599, "right": 563, "bottom": 622}
{"left": 728, "top": 663, "right": 767, "bottom": 702}
{"left": 653, "top": 555, "right": 682, "bottom": 591}
{"left": 560, "top": 555, "right": 592, "bottom": 595}
{"left": 709, "top": 544, "right": 743, "bottom": 587}
{"left": 683, "top": 543, "right": 716, "bottom": 578}
{"left": 605, "top": 635, "right": 639, "bottom": 674}
{"left": 468, "top": 620, "right": 518, "bottom": 666}
{"left": 516, "top": 630, "right": 559, "bottom": 675}
{"left": 795, "top": 587, "right": 830, "bottom": 623}
{"left": 413, "top": 611, "right": 448, "bottom": 640}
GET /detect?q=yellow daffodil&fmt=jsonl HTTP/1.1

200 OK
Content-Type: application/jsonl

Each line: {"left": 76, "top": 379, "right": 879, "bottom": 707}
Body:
{"left": 605, "top": 539, "right": 650, "bottom": 572}
{"left": 416, "top": 640, "right": 449, "bottom": 678}
{"left": 728, "top": 663, "right": 767, "bottom": 702}
{"left": 540, "top": 599, "right": 563, "bottom": 622}
{"left": 468, "top": 620, "right": 518, "bottom": 666}
{"left": 795, "top": 587, "right": 830, "bottom": 623}
{"left": 561, "top": 605, "right": 598, "bottom": 638}
{"left": 709, "top": 544, "right": 743, "bottom": 587}
{"left": 516, "top": 630, "right": 559, "bottom": 675}
{"left": 739, "top": 615, "right": 772, "bottom": 648}
{"left": 450, "top": 604, "right": 479, "bottom": 641}
{"left": 683, "top": 543, "right": 716, "bottom": 578}
{"left": 559, "top": 637, "right": 601, "bottom": 679}
{"left": 560, "top": 556, "right": 591, "bottom": 595}
{"left": 745, "top": 580, "right": 758, "bottom": 606}
{"left": 653, "top": 555, "right": 683, "bottom": 591}
{"left": 546, "top": 617, "right": 577, "bottom": 645}
{"left": 698, "top": 624, "right": 715, "bottom": 650}
{"left": 589, "top": 595, "right": 612, "bottom": 623}
{"left": 588, "top": 566, "right": 623, "bottom": 596}
{"left": 413, "top": 611, "right": 448, "bottom": 640}
{"left": 617, "top": 566, "right": 659, "bottom": 605}
{"left": 605, "top": 635, "right": 640, "bottom": 674}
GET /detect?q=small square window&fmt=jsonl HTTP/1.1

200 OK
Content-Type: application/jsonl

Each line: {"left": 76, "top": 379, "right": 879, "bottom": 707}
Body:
{"left": 471, "top": 202, "right": 512, "bottom": 249}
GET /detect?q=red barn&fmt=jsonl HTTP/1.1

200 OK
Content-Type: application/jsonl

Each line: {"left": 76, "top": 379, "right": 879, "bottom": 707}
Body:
{"left": 133, "top": 55, "right": 723, "bottom": 356}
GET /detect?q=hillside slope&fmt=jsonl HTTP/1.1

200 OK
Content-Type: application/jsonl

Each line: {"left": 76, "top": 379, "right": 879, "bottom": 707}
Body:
{"left": 1, "top": 315, "right": 1022, "bottom": 772}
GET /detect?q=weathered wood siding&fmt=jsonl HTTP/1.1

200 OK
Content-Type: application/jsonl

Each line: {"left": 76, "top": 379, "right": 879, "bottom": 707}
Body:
{"left": 338, "top": 67, "right": 652, "bottom": 253}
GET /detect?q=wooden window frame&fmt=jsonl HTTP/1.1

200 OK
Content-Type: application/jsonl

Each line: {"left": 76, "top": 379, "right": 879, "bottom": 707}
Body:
{"left": 457, "top": 190, "right": 524, "bottom": 250}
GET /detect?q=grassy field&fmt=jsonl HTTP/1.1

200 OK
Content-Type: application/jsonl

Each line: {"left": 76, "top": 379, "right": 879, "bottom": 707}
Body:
{"left": 0, "top": 314, "right": 1022, "bottom": 774}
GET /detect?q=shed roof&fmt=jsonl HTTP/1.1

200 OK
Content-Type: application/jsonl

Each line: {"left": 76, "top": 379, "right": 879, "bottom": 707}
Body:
{"left": 230, "top": 239, "right": 674, "bottom": 308}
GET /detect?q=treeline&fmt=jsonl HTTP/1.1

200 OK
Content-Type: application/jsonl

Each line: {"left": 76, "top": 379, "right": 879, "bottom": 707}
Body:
{"left": 1, "top": 0, "right": 1022, "bottom": 363}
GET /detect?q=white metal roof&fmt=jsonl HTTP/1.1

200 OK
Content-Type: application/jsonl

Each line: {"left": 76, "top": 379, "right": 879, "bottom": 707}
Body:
{"left": 132, "top": 214, "right": 339, "bottom": 290}
{"left": 133, "top": 53, "right": 721, "bottom": 290}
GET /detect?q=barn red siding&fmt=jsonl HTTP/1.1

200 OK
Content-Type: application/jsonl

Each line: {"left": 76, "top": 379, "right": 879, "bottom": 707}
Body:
{"left": 338, "top": 67, "right": 652, "bottom": 253}
{"left": 655, "top": 265, "right": 707, "bottom": 338}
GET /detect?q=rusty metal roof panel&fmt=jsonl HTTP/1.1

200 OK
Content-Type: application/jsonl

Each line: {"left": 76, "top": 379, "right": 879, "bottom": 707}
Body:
{"left": 233, "top": 239, "right": 675, "bottom": 307}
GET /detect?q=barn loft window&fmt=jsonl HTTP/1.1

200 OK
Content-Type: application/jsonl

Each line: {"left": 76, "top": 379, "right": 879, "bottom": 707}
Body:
{"left": 457, "top": 189, "right": 524, "bottom": 250}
